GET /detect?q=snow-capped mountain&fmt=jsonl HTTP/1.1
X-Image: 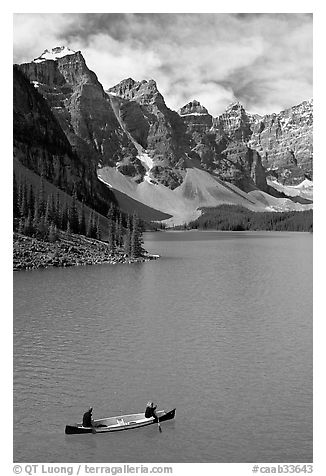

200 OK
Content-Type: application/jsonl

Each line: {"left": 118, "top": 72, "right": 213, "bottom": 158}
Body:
{"left": 33, "top": 46, "right": 76, "bottom": 63}
{"left": 15, "top": 47, "right": 313, "bottom": 224}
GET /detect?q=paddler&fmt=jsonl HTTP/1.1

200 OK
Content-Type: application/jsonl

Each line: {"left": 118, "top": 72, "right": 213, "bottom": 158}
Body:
{"left": 82, "top": 406, "right": 93, "bottom": 427}
{"left": 145, "top": 401, "right": 158, "bottom": 420}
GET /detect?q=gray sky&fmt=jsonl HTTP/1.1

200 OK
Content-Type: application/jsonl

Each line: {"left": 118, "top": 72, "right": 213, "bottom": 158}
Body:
{"left": 13, "top": 13, "right": 312, "bottom": 116}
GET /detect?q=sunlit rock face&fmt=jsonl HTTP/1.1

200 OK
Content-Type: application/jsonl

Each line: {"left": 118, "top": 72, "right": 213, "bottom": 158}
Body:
{"left": 178, "top": 100, "right": 268, "bottom": 192}
{"left": 213, "top": 101, "right": 253, "bottom": 141}
{"left": 107, "top": 78, "right": 189, "bottom": 188}
{"left": 248, "top": 100, "right": 313, "bottom": 184}
{"left": 181, "top": 98, "right": 313, "bottom": 187}
{"left": 17, "top": 47, "right": 312, "bottom": 193}
{"left": 18, "top": 49, "right": 137, "bottom": 170}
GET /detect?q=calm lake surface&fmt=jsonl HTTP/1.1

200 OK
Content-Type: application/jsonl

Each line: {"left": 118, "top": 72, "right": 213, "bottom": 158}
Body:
{"left": 13, "top": 231, "right": 313, "bottom": 463}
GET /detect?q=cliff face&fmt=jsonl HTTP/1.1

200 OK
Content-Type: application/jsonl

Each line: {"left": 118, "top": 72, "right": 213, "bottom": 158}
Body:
{"left": 18, "top": 48, "right": 137, "bottom": 170}
{"left": 15, "top": 46, "right": 312, "bottom": 220}
{"left": 249, "top": 100, "right": 313, "bottom": 183}
{"left": 186, "top": 99, "right": 313, "bottom": 186}
{"left": 13, "top": 65, "right": 116, "bottom": 213}
{"left": 179, "top": 100, "right": 267, "bottom": 192}
{"left": 107, "top": 78, "right": 189, "bottom": 188}
{"left": 213, "top": 101, "right": 253, "bottom": 141}
{"left": 200, "top": 98, "right": 312, "bottom": 185}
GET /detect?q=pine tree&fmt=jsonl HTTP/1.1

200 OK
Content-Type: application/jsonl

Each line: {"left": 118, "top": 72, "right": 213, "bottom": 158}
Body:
{"left": 38, "top": 175, "right": 46, "bottom": 217}
{"left": 96, "top": 216, "right": 101, "bottom": 240}
{"left": 28, "top": 184, "right": 35, "bottom": 220}
{"left": 23, "top": 211, "right": 34, "bottom": 236}
{"left": 107, "top": 202, "right": 115, "bottom": 222}
{"left": 13, "top": 172, "right": 19, "bottom": 218}
{"left": 48, "top": 223, "right": 58, "bottom": 242}
{"left": 55, "top": 192, "right": 61, "bottom": 227}
{"left": 107, "top": 216, "right": 115, "bottom": 252}
{"left": 79, "top": 204, "right": 86, "bottom": 236}
{"left": 18, "top": 217, "right": 24, "bottom": 234}
{"left": 60, "top": 202, "right": 69, "bottom": 231}
{"left": 36, "top": 215, "right": 48, "bottom": 239}
{"left": 115, "top": 213, "right": 123, "bottom": 248}
{"left": 32, "top": 194, "right": 40, "bottom": 232}
{"left": 131, "top": 213, "right": 143, "bottom": 258}
{"left": 86, "top": 210, "right": 94, "bottom": 238}
{"left": 124, "top": 214, "right": 132, "bottom": 256}
{"left": 50, "top": 194, "right": 56, "bottom": 226}
{"left": 118, "top": 213, "right": 123, "bottom": 247}
{"left": 68, "top": 192, "right": 79, "bottom": 234}
{"left": 107, "top": 203, "right": 116, "bottom": 250}
{"left": 45, "top": 195, "right": 52, "bottom": 225}
{"left": 19, "top": 181, "right": 28, "bottom": 218}
{"left": 18, "top": 180, "right": 23, "bottom": 213}
{"left": 66, "top": 220, "right": 71, "bottom": 234}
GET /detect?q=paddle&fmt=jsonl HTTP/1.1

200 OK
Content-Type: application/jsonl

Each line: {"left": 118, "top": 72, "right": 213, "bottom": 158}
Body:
{"left": 156, "top": 415, "right": 162, "bottom": 433}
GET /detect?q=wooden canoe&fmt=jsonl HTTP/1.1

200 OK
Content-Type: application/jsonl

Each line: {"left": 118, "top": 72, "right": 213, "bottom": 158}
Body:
{"left": 65, "top": 408, "right": 176, "bottom": 434}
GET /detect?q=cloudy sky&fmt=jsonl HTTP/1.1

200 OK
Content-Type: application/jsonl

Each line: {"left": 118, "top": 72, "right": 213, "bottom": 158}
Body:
{"left": 13, "top": 13, "right": 312, "bottom": 116}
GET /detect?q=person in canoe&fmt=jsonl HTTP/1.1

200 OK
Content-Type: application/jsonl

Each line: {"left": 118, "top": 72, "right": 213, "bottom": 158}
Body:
{"left": 82, "top": 406, "right": 93, "bottom": 427}
{"left": 145, "top": 401, "right": 158, "bottom": 421}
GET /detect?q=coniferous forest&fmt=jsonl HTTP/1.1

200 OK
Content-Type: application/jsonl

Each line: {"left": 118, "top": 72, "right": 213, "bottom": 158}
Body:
{"left": 13, "top": 172, "right": 312, "bottom": 271}
{"left": 13, "top": 172, "right": 145, "bottom": 262}
{"left": 187, "top": 205, "right": 313, "bottom": 232}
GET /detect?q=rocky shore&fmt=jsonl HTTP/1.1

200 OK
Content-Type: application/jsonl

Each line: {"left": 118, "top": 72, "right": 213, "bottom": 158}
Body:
{"left": 13, "top": 232, "right": 158, "bottom": 271}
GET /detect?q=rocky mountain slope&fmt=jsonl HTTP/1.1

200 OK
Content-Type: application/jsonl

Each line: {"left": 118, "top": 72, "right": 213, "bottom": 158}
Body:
{"left": 108, "top": 77, "right": 189, "bottom": 188}
{"left": 179, "top": 100, "right": 268, "bottom": 193}
{"left": 16, "top": 47, "right": 313, "bottom": 225}
{"left": 18, "top": 47, "right": 137, "bottom": 169}
{"left": 179, "top": 99, "right": 312, "bottom": 187}
{"left": 249, "top": 100, "right": 313, "bottom": 183}
{"left": 13, "top": 64, "right": 116, "bottom": 215}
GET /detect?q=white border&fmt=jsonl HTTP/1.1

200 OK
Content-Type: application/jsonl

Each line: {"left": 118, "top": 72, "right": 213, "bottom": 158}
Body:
{"left": 4, "top": 3, "right": 323, "bottom": 475}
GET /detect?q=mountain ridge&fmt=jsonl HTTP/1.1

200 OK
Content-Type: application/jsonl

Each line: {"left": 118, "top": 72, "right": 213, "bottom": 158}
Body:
{"left": 15, "top": 47, "right": 313, "bottom": 225}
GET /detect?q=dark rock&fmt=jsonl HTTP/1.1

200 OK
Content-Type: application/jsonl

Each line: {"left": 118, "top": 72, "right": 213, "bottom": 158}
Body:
{"left": 107, "top": 78, "right": 190, "bottom": 187}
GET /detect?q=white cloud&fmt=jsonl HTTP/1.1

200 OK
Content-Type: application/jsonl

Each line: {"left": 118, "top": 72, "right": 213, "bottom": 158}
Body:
{"left": 13, "top": 13, "right": 312, "bottom": 116}
{"left": 13, "top": 14, "right": 77, "bottom": 63}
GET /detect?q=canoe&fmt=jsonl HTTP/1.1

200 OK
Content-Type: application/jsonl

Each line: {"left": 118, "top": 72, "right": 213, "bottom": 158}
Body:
{"left": 65, "top": 408, "right": 176, "bottom": 434}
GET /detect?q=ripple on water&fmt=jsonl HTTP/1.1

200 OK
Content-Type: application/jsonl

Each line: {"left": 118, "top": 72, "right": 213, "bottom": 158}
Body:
{"left": 13, "top": 232, "right": 312, "bottom": 462}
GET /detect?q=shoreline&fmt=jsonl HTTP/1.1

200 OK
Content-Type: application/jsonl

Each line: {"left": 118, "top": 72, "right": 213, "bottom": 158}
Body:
{"left": 13, "top": 232, "right": 159, "bottom": 272}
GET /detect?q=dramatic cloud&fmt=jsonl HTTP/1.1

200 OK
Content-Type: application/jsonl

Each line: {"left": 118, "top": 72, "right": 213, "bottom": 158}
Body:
{"left": 13, "top": 13, "right": 312, "bottom": 116}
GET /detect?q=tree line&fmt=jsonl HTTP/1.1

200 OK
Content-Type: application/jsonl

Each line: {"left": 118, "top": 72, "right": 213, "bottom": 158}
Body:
{"left": 13, "top": 173, "right": 144, "bottom": 258}
{"left": 187, "top": 205, "right": 313, "bottom": 232}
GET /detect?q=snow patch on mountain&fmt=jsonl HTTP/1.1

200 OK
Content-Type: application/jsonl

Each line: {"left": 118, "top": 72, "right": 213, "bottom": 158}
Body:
{"left": 137, "top": 151, "right": 155, "bottom": 184}
{"left": 137, "top": 151, "right": 153, "bottom": 170}
{"left": 268, "top": 178, "right": 313, "bottom": 200}
{"left": 33, "top": 46, "right": 76, "bottom": 63}
{"left": 249, "top": 189, "right": 312, "bottom": 212}
{"left": 179, "top": 112, "right": 208, "bottom": 117}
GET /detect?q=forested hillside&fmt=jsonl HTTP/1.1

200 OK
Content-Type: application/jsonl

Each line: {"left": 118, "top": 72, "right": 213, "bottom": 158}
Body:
{"left": 188, "top": 205, "right": 313, "bottom": 232}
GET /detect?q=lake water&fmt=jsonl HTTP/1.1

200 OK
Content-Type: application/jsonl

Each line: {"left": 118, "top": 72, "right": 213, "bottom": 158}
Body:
{"left": 13, "top": 231, "right": 313, "bottom": 463}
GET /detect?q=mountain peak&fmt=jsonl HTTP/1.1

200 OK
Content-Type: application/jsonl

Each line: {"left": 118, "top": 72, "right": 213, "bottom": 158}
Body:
{"left": 121, "top": 78, "right": 136, "bottom": 86}
{"left": 108, "top": 77, "right": 165, "bottom": 106}
{"left": 179, "top": 100, "right": 209, "bottom": 116}
{"left": 107, "top": 77, "right": 136, "bottom": 96}
{"left": 33, "top": 46, "right": 76, "bottom": 63}
{"left": 225, "top": 101, "right": 245, "bottom": 112}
